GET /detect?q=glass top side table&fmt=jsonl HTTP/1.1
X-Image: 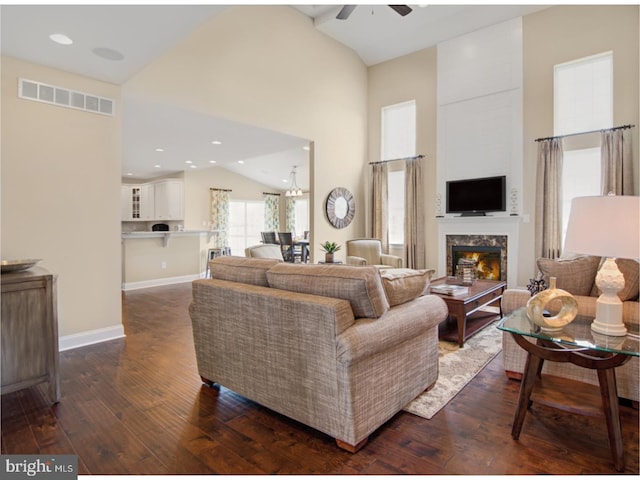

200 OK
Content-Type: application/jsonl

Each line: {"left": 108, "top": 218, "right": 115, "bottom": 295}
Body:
{"left": 497, "top": 307, "right": 639, "bottom": 472}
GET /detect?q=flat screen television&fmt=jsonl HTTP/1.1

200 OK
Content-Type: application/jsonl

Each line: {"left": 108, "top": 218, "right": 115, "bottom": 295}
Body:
{"left": 446, "top": 175, "right": 506, "bottom": 216}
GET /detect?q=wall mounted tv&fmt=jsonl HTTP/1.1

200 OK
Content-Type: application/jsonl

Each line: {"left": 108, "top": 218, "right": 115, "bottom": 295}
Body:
{"left": 446, "top": 175, "right": 506, "bottom": 216}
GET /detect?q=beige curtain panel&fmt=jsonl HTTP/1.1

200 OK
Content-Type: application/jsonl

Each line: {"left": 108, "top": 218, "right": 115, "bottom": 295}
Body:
{"left": 404, "top": 156, "right": 426, "bottom": 270}
{"left": 535, "top": 138, "right": 564, "bottom": 260}
{"left": 601, "top": 129, "right": 634, "bottom": 195}
{"left": 370, "top": 162, "right": 389, "bottom": 252}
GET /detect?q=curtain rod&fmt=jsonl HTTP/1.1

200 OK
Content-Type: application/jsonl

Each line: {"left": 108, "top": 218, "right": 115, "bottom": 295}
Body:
{"left": 210, "top": 188, "right": 232, "bottom": 192}
{"left": 263, "top": 192, "right": 280, "bottom": 196}
{"left": 368, "top": 154, "right": 424, "bottom": 165}
{"left": 534, "top": 124, "right": 635, "bottom": 143}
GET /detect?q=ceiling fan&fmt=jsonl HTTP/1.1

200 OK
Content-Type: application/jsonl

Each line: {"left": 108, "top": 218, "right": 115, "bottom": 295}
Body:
{"left": 336, "top": 5, "right": 413, "bottom": 20}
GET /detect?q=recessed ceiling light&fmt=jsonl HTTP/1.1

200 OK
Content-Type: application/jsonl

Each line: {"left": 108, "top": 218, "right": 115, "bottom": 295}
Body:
{"left": 155, "top": 148, "right": 164, "bottom": 152}
{"left": 302, "top": 146, "right": 310, "bottom": 151}
{"left": 209, "top": 160, "right": 216, "bottom": 164}
{"left": 211, "top": 140, "right": 222, "bottom": 145}
{"left": 92, "top": 47, "right": 125, "bottom": 61}
{"left": 237, "top": 160, "right": 244, "bottom": 164}
{"left": 190, "top": 165, "right": 197, "bottom": 169}
{"left": 282, "top": 179, "right": 288, "bottom": 183}
{"left": 49, "top": 33, "right": 73, "bottom": 45}
{"left": 154, "top": 165, "right": 161, "bottom": 168}
{"left": 186, "top": 160, "right": 193, "bottom": 164}
{"left": 126, "top": 172, "right": 133, "bottom": 176}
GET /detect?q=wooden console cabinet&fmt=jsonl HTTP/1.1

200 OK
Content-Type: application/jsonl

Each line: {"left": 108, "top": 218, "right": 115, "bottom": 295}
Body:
{"left": 1, "top": 267, "right": 60, "bottom": 403}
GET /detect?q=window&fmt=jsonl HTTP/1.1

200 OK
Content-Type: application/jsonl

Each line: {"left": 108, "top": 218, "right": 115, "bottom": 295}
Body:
{"left": 381, "top": 100, "right": 415, "bottom": 245}
{"left": 381, "top": 100, "right": 416, "bottom": 161}
{"left": 388, "top": 170, "right": 405, "bottom": 245}
{"left": 228, "top": 200, "right": 264, "bottom": 255}
{"left": 554, "top": 52, "right": 613, "bottom": 136}
{"left": 293, "top": 198, "right": 309, "bottom": 238}
{"left": 554, "top": 52, "right": 612, "bottom": 245}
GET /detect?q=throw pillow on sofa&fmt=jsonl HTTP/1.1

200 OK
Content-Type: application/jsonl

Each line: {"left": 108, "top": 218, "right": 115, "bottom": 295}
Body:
{"left": 380, "top": 268, "right": 435, "bottom": 307}
{"left": 266, "top": 263, "right": 389, "bottom": 319}
{"left": 537, "top": 255, "right": 600, "bottom": 296}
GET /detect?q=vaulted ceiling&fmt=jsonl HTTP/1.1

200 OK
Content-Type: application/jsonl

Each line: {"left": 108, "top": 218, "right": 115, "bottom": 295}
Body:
{"left": 1, "top": 4, "right": 548, "bottom": 188}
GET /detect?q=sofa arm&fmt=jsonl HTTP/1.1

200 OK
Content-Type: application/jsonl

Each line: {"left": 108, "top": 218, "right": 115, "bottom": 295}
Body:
{"left": 380, "top": 253, "right": 403, "bottom": 268}
{"left": 346, "top": 255, "right": 367, "bottom": 266}
{"left": 501, "top": 288, "right": 531, "bottom": 315}
{"left": 336, "top": 294, "right": 448, "bottom": 365}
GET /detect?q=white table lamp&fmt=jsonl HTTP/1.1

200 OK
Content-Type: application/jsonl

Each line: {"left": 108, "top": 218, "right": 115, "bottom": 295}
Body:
{"left": 563, "top": 195, "right": 640, "bottom": 336}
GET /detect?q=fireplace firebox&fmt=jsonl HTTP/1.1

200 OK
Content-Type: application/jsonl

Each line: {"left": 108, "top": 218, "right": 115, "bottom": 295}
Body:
{"left": 452, "top": 245, "right": 502, "bottom": 281}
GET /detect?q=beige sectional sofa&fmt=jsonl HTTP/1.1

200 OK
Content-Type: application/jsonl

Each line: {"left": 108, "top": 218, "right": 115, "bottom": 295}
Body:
{"left": 189, "top": 256, "right": 448, "bottom": 452}
{"left": 502, "top": 255, "right": 639, "bottom": 403}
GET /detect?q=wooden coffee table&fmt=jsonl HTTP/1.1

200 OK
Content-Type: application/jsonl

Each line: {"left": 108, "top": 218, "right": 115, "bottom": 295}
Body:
{"left": 429, "top": 277, "right": 506, "bottom": 347}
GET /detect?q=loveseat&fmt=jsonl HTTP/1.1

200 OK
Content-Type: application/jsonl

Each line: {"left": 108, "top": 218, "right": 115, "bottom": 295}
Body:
{"left": 189, "top": 256, "right": 447, "bottom": 451}
{"left": 502, "top": 255, "right": 639, "bottom": 403}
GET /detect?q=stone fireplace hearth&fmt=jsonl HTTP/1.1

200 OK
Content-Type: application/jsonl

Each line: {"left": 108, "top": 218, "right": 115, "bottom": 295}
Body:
{"left": 447, "top": 235, "right": 507, "bottom": 281}
{"left": 437, "top": 216, "right": 521, "bottom": 288}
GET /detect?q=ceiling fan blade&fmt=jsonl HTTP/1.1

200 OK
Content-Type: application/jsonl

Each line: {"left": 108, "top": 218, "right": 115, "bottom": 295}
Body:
{"left": 389, "top": 5, "right": 413, "bottom": 16}
{"left": 336, "top": 5, "right": 356, "bottom": 20}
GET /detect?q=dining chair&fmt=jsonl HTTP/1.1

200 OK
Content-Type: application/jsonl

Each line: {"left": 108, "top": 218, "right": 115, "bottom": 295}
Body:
{"left": 277, "top": 232, "right": 302, "bottom": 263}
{"left": 261, "top": 231, "right": 278, "bottom": 244}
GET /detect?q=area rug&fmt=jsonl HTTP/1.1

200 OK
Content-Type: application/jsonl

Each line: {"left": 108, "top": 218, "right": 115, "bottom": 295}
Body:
{"left": 403, "top": 321, "right": 502, "bottom": 419}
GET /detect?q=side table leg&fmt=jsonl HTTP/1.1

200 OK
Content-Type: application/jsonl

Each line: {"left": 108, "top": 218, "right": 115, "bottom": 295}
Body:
{"left": 511, "top": 350, "right": 543, "bottom": 440}
{"left": 597, "top": 368, "right": 624, "bottom": 471}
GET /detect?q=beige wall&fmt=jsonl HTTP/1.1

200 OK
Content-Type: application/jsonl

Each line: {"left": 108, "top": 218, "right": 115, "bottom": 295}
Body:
{"left": 124, "top": 5, "right": 368, "bottom": 263}
{"left": 1, "top": 56, "right": 122, "bottom": 339}
{"left": 367, "top": 47, "right": 438, "bottom": 269}
{"left": 521, "top": 5, "right": 639, "bottom": 282}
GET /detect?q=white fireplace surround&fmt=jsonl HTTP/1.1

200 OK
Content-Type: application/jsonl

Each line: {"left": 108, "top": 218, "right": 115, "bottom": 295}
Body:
{"left": 437, "top": 216, "right": 521, "bottom": 288}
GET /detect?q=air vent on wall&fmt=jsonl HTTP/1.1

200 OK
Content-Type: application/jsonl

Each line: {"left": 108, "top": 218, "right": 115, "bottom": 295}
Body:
{"left": 18, "top": 78, "right": 115, "bottom": 116}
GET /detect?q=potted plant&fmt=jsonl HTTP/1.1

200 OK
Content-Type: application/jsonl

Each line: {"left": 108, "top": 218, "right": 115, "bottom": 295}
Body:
{"left": 320, "top": 241, "right": 341, "bottom": 263}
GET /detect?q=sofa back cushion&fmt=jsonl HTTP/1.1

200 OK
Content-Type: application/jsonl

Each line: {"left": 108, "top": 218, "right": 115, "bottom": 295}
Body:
{"left": 380, "top": 268, "right": 435, "bottom": 307}
{"left": 209, "top": 256, "right": 281, "bottom": 287}
{"left": 537, "top": 255, "right": 600, "bottom": 296}
{"left": 266, "top": 263, "right": 389, "bottom": 319}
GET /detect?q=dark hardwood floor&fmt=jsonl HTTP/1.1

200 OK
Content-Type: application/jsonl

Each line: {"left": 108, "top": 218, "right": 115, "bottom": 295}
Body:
{"left": 2, "top": 282, "right": 638, "bottom": 475}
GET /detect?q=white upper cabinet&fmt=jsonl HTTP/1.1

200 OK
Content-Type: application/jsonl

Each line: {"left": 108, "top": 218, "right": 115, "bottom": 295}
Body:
{"left": 121, "top": 179, "right": 183, "bottom": 221}
{"left": 153, "top": 179, "right": 184, "bottom": 221}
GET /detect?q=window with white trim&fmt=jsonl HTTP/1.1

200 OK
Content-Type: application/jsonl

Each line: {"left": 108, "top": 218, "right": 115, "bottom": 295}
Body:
{"left": 381, "top": 100, "right": 415, "bottom": 245}
{"left": 228, "top": 200, "right": 264, "bottom": 255}
{"left": 554, "top": 52, "right": 612, "bottom": 245}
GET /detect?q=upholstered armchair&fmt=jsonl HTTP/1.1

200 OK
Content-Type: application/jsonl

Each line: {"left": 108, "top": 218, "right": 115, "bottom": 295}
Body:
{"left": 245, "top": 244, "right": 284, "bottom": 260}
{"left": 345, "top": 238, "right": 403, "bottom": 269}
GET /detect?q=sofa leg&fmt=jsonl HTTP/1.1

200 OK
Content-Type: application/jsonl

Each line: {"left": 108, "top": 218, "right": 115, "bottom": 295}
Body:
{"left": 505, "top": 370, "right": 523, "bottom": 381}
{"left": 200, "top": 376, "right": 220, "bottom": 389}
{"left": 336, "top": 437, "right": 368, "bottom": 453}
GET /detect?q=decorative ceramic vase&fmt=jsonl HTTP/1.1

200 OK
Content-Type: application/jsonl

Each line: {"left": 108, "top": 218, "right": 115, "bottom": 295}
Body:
{"left": 526, "top": 277, "right": 578, "bottom": 334}
{"left": 325, "top": 253, "right": 334, "bottom": 263}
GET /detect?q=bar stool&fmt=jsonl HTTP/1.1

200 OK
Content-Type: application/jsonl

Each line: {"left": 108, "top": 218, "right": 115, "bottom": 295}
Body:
{"left": 205, "top": 246, "right": 231, "bottom": 278}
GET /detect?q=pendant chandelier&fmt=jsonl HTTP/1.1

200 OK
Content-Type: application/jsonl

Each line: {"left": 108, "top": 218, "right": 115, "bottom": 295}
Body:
{"left": 285, "top": 166, "right": 303, "bottom": 197}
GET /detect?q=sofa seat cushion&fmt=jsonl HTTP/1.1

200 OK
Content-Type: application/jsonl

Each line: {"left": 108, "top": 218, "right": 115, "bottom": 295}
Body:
{"left": 266, "top": 263, "right": 389, "bottom": 319}
{"left": 537, "top": 255, "right": 601, "bottom": 296}
{"left": 380, "top": 268, "right": 435, "bottom": 307}
{"left": 209, "top": 256, "right": 281, "bottom": 287}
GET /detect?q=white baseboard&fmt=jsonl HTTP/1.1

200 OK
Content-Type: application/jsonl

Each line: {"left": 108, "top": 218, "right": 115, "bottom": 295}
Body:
{"left": 121, "top": 273, "right": 203, "bottom": 291}
{"left": 59, "top": 324, "right": 126, "bottom": 352}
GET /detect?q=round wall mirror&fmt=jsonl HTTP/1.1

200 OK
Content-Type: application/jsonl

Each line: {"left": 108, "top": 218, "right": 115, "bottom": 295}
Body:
{"left": 325, "top": 187, "right": 355, "bottom": 229}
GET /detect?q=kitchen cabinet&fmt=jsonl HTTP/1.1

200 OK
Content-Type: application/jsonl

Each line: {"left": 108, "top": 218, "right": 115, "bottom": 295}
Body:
{"left": 1, "top": 267, "right": 60, "bottom": 404}
{"left": 121, "top": 179, "right": 183, "bottom": 221}
{"left": 154, "top": 179, "right": 184, "bottom": 220}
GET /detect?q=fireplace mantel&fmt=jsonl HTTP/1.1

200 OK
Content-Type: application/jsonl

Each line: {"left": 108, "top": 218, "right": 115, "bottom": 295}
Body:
{"left": 436, "top": 215, "right": 522, "bottom": 288}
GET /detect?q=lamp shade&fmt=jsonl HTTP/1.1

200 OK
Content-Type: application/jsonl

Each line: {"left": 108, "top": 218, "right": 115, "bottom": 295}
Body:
{"left": 564, "top": 195, "right": 640, "bottom": 259}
